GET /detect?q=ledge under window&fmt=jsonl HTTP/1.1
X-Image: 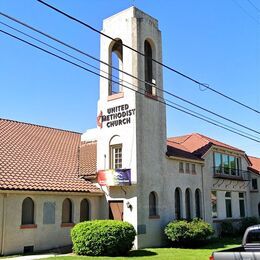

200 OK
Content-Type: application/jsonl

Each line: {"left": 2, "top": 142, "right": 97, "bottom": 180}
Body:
{"left": 149, "top": 215, "right": 160, "bottom": 219}
{"left": 145, "top": 92, "right": 158, "bottom": 100}
{"left": 20, "top": 224, "right": 37, "bottom": 229}
{"left": 107, "top": 92, "right": 124, "bottom": 101}
{"left": 61, "top": 223, "right": 75, "bottom": 228}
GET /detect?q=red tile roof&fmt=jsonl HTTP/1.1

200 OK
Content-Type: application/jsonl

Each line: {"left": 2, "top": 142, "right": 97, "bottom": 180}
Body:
{"left": 0, "top": 118, "right": 101, "bottom": 193}
{"left": 168, "top": 133, "right": 244, "bottom": 157}
{"left": 166, "top": 139, "right": 203, "bottom": 161}
{"left": 79, "top": 141, "right": 97, "bottom": 177}
{"left": 248, "top": 156, "right": 260, "bottom": 174}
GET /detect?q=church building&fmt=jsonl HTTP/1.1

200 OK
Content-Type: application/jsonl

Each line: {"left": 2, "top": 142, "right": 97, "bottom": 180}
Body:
{"left": 0, "top": 6, "right": 259, "bottom": 255}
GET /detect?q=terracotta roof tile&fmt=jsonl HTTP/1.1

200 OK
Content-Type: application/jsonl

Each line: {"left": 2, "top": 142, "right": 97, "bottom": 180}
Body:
{"left": 0, "top": 118, "right": 101, "bottom": 193}
{"left": 248, "top": 156, "right": 260, "bottom": 174}
{"left": 168, "top": 133, "right": 243, "bottom": 156}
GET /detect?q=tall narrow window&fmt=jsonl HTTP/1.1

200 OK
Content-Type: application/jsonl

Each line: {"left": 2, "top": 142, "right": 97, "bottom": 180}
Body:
{"left": 80, "top": 199, "right": 90, "bottom": 222}
{"left": 214, "top": 153, "right": 222, "bottom": 174}
{"left": 185, "top": 189, "right": 192, "bottom": 220}
{"left": 252, "top": 178, "right": 258, "bottom": 190}
{"left": 258, "top": 203, "right": 260, "bottom": 217}
{"left": 175, "top": 188, "right": 182, "bottom": 220}
{"left": 22, "top": 197, "right": 34, "bottom": 225}
{"left": 149, "top": 192, "right": 158, "bottom": 217}
{"left": 144, "top": 40, "right": 153, "bottom": 94}
{"left": 239, "top": 193, "right": 245, "bottom": 218}
{"left": 62, "top": 198, "right": 73, "bottom": 223}
{"left": 110, "top": 144, "right": 122, "bottom": 169}
{"left": 223, "top": 155, "right": 229, "bottom": 175}
{"left": 225, "top": 192, "right": 232, "bottom": 218}
{"left": 195, "top": 189, "right": 201, "bottom": 218}
{"left": 230, "top": 156, "right": 236, "bottom": 176}
{"left": 211, "top": 191, "right": 218, "bottom": 218}
{"left": 191, "top": 164, "right": 196, "bottom": 174}
{"left": 179, "top": 162, "right": 184, "bottom": 173}
{"left": 185, "top": 163, "right": 190, "bottom": 174}
{"left": 110, "top": 39, "right": 123, "bottom": 95}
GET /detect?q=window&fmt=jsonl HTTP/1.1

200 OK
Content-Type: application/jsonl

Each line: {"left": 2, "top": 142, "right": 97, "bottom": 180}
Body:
{"left": 109, "top": 39, "right": 123, "bottom": 95}
{"left": 239, "top": 193, "right": 245, "bottom": 218}
{"left": 110, "top": 144, "right": 122, "bottom": 169}
{"left": 80, "top": 199, "right": 90, "bottom": 222}
{"left": 214, "top": 153, "right": 222, "bottom": 174}
{"left": 214, "top": 152, "right": 241, "bottom": 176}
{"left": 195, "top": 189, "right": 201, "bottom": 218}
{"left": 144, "top": 40, "right": 155, "bottom": 95}
{"left": 185, "top": 189, "right": 192, "bottom": 220}
{"left": 179, "top": 162, "right": 184, "bottom": 173}
{"left": 22, "top": 197, "right": 34, "bottom": 225}
{"left": 149, "top": 192, "right": 158, "bottom": 217}
{"left": 225, "top": 192, "right": 232, "bottom": 218}
{"left": 175, "top": 188, "right": 182, "bottom": 220}
{"left": 252, "top": 178, "right": 258, "bottom": 190}
{"left": 191, "top": 164, "right": 196, "bottom": 174}
{"left": 211, "top": 191, "right": 218, "bottom": 218}
{"left": 62, "top": 198, "right": 73, "bottom": 224}
{"left": 185, "top": 163, "right": 190, "bottom": 173}
{"left": 258, "top": 203, "right": 260, "bottom": 217}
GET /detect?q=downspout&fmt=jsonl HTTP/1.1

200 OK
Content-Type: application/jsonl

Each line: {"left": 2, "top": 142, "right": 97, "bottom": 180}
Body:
{"left": 201, "top": 165, "right": 206, "bottom": 220}
{"left": 1, "top": 194, "right": 7, "bottom": 256}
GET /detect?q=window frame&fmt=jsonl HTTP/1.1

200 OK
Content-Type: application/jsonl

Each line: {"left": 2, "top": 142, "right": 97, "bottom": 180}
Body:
{"left": 110, "top": 144, "right": 123, "bottom": 170}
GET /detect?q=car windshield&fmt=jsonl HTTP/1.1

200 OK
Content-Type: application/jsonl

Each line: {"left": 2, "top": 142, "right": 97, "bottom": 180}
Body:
{"left": 246, "top": 230, "right": 260, "bottom": 244}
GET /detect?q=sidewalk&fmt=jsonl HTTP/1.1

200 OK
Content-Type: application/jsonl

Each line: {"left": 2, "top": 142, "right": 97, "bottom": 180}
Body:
{"left": 1, "top": 254, "right": 59, "bottom": 260}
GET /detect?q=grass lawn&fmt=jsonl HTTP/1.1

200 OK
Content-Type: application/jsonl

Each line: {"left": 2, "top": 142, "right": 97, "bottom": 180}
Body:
{"left": 42, "top": 237, "right": 241, "bottom": 260}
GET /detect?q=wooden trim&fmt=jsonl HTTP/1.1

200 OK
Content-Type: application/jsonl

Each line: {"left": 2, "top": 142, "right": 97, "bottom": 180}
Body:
{"left": 20, "top": 224, "right": 37, "bottom": 229}
{"left": 107, "top": 92, "right": 124, "bottom": 101}
{"left": 145, "top": 92, "right": 158, "bottom": 100}
{"left": 60, "top": 223, "right": 75, "bottom": 228}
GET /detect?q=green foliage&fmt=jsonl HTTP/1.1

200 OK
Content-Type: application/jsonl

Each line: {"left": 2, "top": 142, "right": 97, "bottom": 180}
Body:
{"left": 220, "top": 220, "right": 237, "bottom": 237}
{"left": 71, "top": 220, "right": 136, "bottom": 256}
{"left": 239, "top": 217, "right": 260, "bottom": 234}
{"left": 164, "top": 218, "right": 214, "bottom": 247}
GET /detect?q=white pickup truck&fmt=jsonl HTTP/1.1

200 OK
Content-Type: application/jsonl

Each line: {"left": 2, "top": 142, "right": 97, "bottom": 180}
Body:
{"left": 209, "top": 225, "right": 260, "bottom": 260}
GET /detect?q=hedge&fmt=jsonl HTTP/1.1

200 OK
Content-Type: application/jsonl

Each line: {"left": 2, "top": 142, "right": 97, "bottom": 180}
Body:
{"left": 71, "top": 220, "right": 136, "bottom": 256}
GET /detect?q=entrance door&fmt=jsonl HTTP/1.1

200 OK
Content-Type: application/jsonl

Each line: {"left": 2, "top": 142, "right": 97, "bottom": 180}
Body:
{"left": 109, "top": 200, "right": 123, "bottom": 221}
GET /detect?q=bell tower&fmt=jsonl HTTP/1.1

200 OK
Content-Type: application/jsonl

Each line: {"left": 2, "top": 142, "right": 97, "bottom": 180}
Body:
{"left": 96, "top": 7, "right": 167, "bottom": 248}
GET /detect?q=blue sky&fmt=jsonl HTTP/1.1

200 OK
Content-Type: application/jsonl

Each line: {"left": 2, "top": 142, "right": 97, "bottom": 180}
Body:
{"left": 0, "top": 0, "right": 259, "bottom": 156}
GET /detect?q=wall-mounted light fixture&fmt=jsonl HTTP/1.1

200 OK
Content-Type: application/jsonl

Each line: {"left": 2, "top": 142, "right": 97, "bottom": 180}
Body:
{"left": 126, "top": 201, "right": 133, "bottom": 211}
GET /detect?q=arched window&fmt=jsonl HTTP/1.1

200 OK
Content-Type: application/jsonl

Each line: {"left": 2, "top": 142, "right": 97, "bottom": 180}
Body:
{"left": 258, "top": 203, "right": 260, "bottom": 217}
{"left": 144, "top": 40, "right": 154, "bottom": 95}
{"left": 62, "top": 198, "right": 73, "bottom": 223}
{"left": 80, "top": 199, "right": 90, "bottom": 222}
{"left": 110, "top": 39, "right": 123, "bottom": 95}
{"left": 195, "top": 189, "right": 202, "bottom": 218}
{"left": 149, "top": 191, "right": 158, "bottom": 217}
{"left": 185, "top": 188, "right": 192, "bottom": 220}
{"left": 175, "top": 188, "right": 182, "bottom": 220}
{"left": 21, "top": 197, "right": 34, "bottom": 225}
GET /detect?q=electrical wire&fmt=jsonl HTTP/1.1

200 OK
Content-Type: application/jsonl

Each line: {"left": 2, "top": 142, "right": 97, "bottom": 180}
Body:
{"left": 1, "top": 28, "right": 260, "bottom": 143}
{"left": 1, "top": 15, "right": 259, "bottom": 136}
{"left": 36, "top": 0, "right": 260, "bottom": 115}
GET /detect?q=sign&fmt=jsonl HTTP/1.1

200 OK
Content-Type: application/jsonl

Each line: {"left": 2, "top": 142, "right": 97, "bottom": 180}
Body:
{"left": 97, "top": 104, "right": 135, "bottom": 128}
{"left": 97, "top": 169, "right": 131, "bottom": 186}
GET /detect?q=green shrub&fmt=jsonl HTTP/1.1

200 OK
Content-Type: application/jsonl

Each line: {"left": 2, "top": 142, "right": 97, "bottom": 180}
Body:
{"left": 239, "top": 217, "right": 260, "bottom": 234}
{"left": 71, "top": 220, "right": 136, "bottom": 256}
{"left": 164, "top": 218, "right": 214, "bottom": 247}
{"left": 220, "top": 220, "right": 236, "bottom": 237}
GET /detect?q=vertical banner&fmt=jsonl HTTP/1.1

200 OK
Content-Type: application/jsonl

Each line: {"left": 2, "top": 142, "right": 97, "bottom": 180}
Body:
{"left": 97, "top": 169, "right": 131, "bottom": 186}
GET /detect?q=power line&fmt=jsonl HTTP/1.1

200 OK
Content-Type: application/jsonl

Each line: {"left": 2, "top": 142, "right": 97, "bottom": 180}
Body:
{"left": 36, "top": 0, "right": 260, "bottom": 115}
{"left": 1, "top": 17, "right": 260, "bottom": 136}
{"left": 1, "top": 28, "right": 260, "bottom": 143}
{"left": 247, "top": 0, "right": 260, "bottom": 13}
{"left": 232, "top": 0, "right": 260, "bottom": 24}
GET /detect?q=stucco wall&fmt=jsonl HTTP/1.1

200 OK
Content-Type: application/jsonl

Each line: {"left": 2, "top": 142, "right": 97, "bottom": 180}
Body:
{"left": 0, "top": 191, "right": 101, "bottom": 255}
{"left": 249, "top": 172, "right": 260, "bottom": 217}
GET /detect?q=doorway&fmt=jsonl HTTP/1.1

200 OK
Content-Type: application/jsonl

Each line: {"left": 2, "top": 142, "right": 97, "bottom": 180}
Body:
{"left": 109, "top": 200, "right": 123, "bottom": 221}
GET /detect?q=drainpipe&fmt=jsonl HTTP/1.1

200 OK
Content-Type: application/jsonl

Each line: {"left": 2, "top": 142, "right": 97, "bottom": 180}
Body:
{"left": 1, "top": 194, "right": 7, "bottom": 256}
{"left": 201, "top": 165, "right": 206, "bottom": 220}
